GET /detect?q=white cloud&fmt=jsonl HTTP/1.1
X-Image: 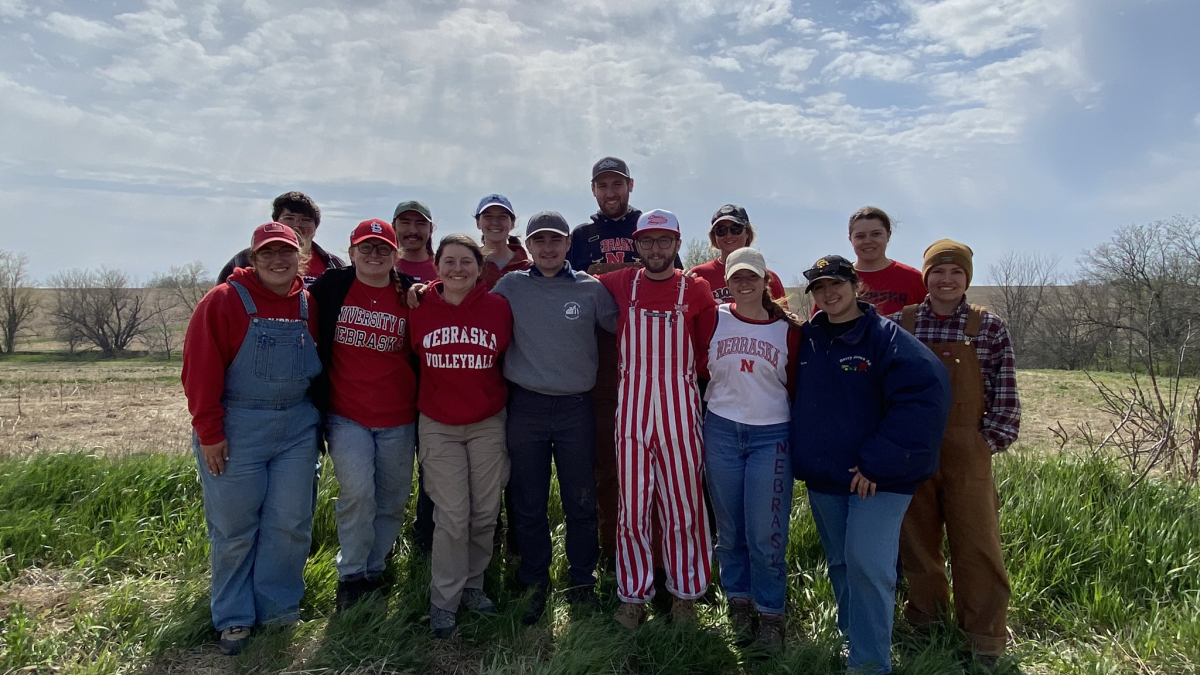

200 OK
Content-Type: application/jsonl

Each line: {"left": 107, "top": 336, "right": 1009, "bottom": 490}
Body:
{"left": 0, "top": 0, "right": 29, "bottom": 20}
{"left": 823, "top": 51, "right": 914, "bottom": 82}
{"left": 789, "top": 17, "right": 816, "bottom": 34}
{"left": 1194, "top": 113, "right": 1200, "bottom": 130}
{"left": 42, "top": 12, "right": 126, "bottom": 44}
{"left": 706, "top": 55, "right": 742, "bottom": 72}
{"left": 736, "top": 0, "right": 792, "bottom": 34}
{"left": 766, "top": 46, "right": 819, "bottom": 89}
{"left": 903, "top": 0, "right": 1065, "bottom": 58}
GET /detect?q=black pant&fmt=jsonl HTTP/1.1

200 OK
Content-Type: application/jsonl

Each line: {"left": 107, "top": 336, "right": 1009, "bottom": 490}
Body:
{"left": 507, "top": 385, "right": 599, "bottom": 588}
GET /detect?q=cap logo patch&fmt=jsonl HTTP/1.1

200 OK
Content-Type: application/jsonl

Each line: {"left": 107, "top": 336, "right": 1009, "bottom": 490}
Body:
{"left": 370, "top": 222, "right": 382, "bottom": 233}
{"left": 647, "top": 214, "right": 669, "bottom": 226}
{"left": 939, "top": 254, "right": 956, "bottom": 262}
{"left": 598, "top": 159, "right": 620, "bottom": 170}
{"left": 564, "top": 301, "right": 581, "bottom": 320}
{"left": 816, "top": 258, "right": 829, "bottom": 268}
{"left": 264, "top": 223, "right": 286, "bottom": 233}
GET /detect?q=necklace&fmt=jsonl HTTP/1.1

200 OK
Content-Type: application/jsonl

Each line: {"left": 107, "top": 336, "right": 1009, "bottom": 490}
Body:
{"left": 360, "top": 280, "right": 391, "bottom": 305}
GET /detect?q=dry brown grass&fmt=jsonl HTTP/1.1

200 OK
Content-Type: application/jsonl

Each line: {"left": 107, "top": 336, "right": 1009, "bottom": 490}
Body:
{"left": 0, "top": 361, "right": 190, "bottom": 458}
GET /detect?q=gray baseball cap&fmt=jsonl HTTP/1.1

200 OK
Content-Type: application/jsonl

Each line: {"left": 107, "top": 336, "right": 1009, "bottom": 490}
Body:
{"left": 525, "top": 211, "right": 570, "bottom": 239}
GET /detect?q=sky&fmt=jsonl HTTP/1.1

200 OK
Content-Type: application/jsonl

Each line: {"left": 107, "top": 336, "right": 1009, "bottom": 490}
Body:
{"left": 2, "top": 0, "right": 1198, "bottom": 285}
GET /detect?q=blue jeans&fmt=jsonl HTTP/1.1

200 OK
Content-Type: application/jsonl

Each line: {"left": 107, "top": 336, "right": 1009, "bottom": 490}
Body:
{"left": 326, "top": 415, "right": 416, "bottom": 580}
{"left": 506, "top": 385, "right": 599, "bottom": 588}
{"left": 194, "top": 405, "right": 319, "bottom": 631}
{"left": 703, "top": 412, "right": 792, "bottom": 614}
{"left": 807, "top": 490, "right": 913, "bottom": 675}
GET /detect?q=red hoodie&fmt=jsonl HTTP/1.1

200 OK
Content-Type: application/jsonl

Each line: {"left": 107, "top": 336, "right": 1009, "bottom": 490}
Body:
{"left": 409, "top": 280, "right": 513, "bottom": 425}
{"left": 181, "top": 267, "right": 318, "bottom": 445}
{"left": 480, "top": 239, "right": 531, "bottom": 289}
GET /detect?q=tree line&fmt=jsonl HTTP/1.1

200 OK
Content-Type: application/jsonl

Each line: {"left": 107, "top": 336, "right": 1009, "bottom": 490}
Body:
{"left": 0, "top": 253, "right": 210, "bottom": 358}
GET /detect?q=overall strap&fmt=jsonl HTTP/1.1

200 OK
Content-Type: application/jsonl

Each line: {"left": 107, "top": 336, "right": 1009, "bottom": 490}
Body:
{"left": 964, "top": 304, "right": 986, "bottom": 338}
{"left": 299, "top": 290, "right": 309, "bottom": 321}
{"left": 227, "top": 280, "right": 257, "bottom": 316}
{"left": 900, "top": 304, "right": 918, "bottom": 335}
{"left": 630, "top": 269, "right": 643, "bottom": 304}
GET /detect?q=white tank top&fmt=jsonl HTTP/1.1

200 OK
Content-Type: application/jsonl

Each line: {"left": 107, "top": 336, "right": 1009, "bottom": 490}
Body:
{"left": 704, "top": 304, "right": 792, "bottom": 426}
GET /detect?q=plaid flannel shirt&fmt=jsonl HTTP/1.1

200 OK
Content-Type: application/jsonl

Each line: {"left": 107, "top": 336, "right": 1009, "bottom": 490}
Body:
{"left": 887, "top": 297, "right": 1021, "bottom": 452}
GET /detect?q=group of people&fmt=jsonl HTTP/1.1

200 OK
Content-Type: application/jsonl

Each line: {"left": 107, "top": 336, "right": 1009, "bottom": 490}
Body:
{"left": 181, "top": 157, "right": 1021, "bottom": 674}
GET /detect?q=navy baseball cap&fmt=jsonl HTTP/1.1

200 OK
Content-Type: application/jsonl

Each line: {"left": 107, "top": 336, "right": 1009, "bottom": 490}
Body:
{"left": 803, "top": 254, "right": 858, "bottom": 291}
{"left": 475, "top": 194, "right": 515, "bottom": 218}
{"left": 525, "top": 211, "right": 570, "bottom": 239}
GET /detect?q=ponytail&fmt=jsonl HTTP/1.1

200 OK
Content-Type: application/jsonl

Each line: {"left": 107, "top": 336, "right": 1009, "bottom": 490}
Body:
{"left": 761, "top": 289, "right": 804, "bottom": 329}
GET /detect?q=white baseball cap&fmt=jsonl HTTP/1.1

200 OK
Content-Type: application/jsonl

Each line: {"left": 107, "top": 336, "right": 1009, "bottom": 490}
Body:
{"left": 634, "top": 209, "right": 680, "bottom": 237}
{"left": 724, "top": 247, "right": 767, "bottom": 280}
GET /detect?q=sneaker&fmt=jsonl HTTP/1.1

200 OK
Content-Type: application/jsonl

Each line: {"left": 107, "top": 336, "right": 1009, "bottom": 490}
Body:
{"left": 521, "top": 585, "right": 548, "bottom": 626}
{"left": 430, "top": 604, "right": 457, "bottom": 639}
{"left": 218, "top": 626, "right": 251, "bottom": 656}
{"left": 614, "top": 602, "right": 646, "bottom": 630}
{"left": 565, "top": 585, "right": 601, "bottom": 614}
{"left": 754, "top": 612, "right": 785, "bottom": 654}
{"left": 461, "top": 588, "right": 498, "bottom": 615}
{"left": 728, "top": 598, "right": 755, "bottom": 647}
{"left": 670, "top": 597, "right": 697, "bottom": 625}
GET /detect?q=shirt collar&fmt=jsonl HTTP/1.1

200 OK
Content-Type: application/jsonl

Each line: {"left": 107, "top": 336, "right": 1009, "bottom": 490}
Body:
{"left": 917, "top": 295, "right": 970, "bottom": 320}
{"left": 530, "top": 261, "right": 575, "bottom": 278}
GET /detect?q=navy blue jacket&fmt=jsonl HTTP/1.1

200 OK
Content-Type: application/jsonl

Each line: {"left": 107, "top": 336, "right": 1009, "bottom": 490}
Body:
{"left": 791, "top": 302, "right": 950, "bottom": 495}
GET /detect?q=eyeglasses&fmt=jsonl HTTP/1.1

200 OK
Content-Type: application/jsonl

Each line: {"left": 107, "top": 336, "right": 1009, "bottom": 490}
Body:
{"left": 712, "top": 223, "right": 745, "bottom": 237}
{"left": 635, "top": 236, "right": 678, "bottom": 250}
{"left": 278, "top": 215, "right": 316, "bottom": 226}
{"left": 356, "top": 242, "right": 396, "bottom": 256}
{"left": 254, "top": 248, "right": 298, "bottom": 261}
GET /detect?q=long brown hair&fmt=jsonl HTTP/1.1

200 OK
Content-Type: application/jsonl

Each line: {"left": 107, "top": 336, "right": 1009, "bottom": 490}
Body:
{"left": 760, "top": 289, "right": 803, "bottom": 329}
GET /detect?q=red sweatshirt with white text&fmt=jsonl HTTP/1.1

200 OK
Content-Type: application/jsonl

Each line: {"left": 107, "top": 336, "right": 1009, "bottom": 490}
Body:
{"left": 409, "top": 280, "right": 513, "bottom": 425}
{"left": 181, "top": 267, "right": 319, "bottom": 446}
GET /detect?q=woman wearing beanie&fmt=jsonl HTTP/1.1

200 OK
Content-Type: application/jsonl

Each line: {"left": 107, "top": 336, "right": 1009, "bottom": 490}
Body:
{"left": 846, "top": 207, "right": 927, "bottom": 316}
{"left": 475, "top": 194, "right": 532, "bottom": 289}
{"left": 182, "top": 222, "right": 322, "bottom": 656}
{"left": 698, "top": 247, "right": 802, "bottom": 652}
{"left": 309, "top": 219, "right": 417, "bottom": 611}
{"left": 890, "top": 239, "right": 1021, "bottom": 667}
{"left": 791, "top": 254, "right": 951, "bottom": 675}
{"left": 689, "top": 205, "right": 788, "bottom": 308}
{"left": 409, "top": 234, "right": 513, "bottom": 638}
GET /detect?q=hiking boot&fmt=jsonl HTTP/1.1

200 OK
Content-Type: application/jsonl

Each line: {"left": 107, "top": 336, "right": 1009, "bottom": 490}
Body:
{"left": 335, "top": 577, "right": 369, "bottom": 612}
{"left": 754, "top": 612, "right": 785, "bottom": 654}
{"left": 522, "top": 585, "right": 548, "bottom": 626}
{"left": 461, "top": 588, "right": 498, "bottom": 615}
{"left": 565, "top": 585, "right": 601, "bottom": 614}
{"left": 430, "top": 604, "right": 457, "bottom": 639}
{"left": 614, "top": 602, "right": 646, "bottom": 630}
{"left": 670, "top": 597, "right": 697, "bottom": 624}
{"left": 218, "top": 626, "right": 251, "bottom": 656}
{"left": 728, "top": 598, "right": 755, "bottom": 647}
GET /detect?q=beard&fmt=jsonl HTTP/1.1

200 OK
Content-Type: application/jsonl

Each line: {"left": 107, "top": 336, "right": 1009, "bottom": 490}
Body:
{"left": 642, "top": 253, "right": 673, "bottom": 274}
{"left": 599, "top": 196, "right": 629, "bottom": 219}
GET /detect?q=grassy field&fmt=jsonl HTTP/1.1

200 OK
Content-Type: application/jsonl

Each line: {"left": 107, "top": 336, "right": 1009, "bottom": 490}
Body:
{"left": 0, "top": 361, "right": 1197, "bottom": 674}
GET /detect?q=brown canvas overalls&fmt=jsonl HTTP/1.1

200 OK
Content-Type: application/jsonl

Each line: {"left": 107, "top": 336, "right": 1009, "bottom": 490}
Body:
{"left": 899, "top": 304, "right": 1011, "bottom": 656}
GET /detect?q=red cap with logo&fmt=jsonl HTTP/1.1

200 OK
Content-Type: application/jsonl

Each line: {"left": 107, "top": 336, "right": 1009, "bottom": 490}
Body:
{"left": 351, "top": 219, "right": 398, "bottom": 247}
{"left": 250, "top": 222, "right": 301, "bottom": 251}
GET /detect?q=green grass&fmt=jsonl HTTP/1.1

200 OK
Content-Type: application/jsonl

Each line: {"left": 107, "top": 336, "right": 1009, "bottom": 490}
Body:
{"left": 1, "top": 451, "right": 1197, "bottom": 674}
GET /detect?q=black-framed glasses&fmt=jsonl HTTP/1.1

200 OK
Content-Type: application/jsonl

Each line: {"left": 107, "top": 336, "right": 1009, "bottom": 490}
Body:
{"left": 635, "top": 236, "right": 678, "bottom": 250}
{"left": 356, "top": 242, "right": 396, "bottom": 256}
{"left": 712, "top": 223, "right": 745, "bottom": 237}
{"left": 255, "top": 248, "right": 299, "bottom": 261}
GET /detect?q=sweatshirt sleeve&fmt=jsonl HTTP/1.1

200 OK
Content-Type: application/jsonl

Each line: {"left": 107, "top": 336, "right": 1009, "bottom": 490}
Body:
{"left": 689, "top": 278, "right": 719, "bottom": 366}
{"left": 981, "top": 321, "right": 1021, "bottom": 453}
{"left": 181, "top": 288, "right": 243, "bottom": 446}
{"left": 856, "top": 324, "right": 951, "bottom": 487}
{"left": 594, "top": 282, "right": 619, "bottom": 334}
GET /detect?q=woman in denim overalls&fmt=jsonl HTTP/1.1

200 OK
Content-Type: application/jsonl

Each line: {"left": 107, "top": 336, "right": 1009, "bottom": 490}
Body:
{"left": 182, "top": 222, "right": 322, "bottom": 656}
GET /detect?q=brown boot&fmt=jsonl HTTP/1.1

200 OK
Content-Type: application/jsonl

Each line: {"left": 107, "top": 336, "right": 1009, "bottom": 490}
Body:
{"left": 728, "top": 598, "right": 754, "bottom": 647}
{"left": 670, "top": 597, "right": 697, "bottom": 624}
{"left": 614, "top": 602, "right": 646, "bottom": 631}
{"left": 754, "top": 612, "right": 785, "bottom": 653}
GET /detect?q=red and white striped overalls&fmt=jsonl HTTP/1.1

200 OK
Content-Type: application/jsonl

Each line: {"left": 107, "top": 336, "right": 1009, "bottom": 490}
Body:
{"left": 615, "top": 270, "right": 711, "bottom": 602}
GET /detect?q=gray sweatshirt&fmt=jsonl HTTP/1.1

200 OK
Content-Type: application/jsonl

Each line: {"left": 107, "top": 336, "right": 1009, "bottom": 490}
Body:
{"left": 492, "top": 265, "right": 619, "bottom": 396}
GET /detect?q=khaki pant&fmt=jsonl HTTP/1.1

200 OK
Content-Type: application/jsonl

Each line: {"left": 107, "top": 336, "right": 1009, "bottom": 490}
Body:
{"left": 418, "top": 411, "right": 510, "bottom": 611}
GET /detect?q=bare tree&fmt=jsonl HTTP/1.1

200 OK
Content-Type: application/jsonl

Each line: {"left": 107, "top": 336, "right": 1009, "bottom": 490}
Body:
{"left": 48, "top": 267, "right": 157, "bottom": 356}
{"left": 0, "top": 250, "right": 39, "bottom": 355}
{"left": 986, "top": 252, "right": 1059, "bottom": 359}
{"left": 143, "top": 292, "right": 186, "bottom": 359}
{"left": 1029, "top": 281, "right": 1115, "bottom": 370}
{"left": 683, "top": 237, "right": 712, "bottom": 270}
{"left": 149, "top": 261, "right": 211, "bottom": 315}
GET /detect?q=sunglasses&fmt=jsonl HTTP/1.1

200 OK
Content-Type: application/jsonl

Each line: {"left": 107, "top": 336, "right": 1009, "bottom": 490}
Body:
{"left": 712, "top": 223, "right": 745, "bottom": 237}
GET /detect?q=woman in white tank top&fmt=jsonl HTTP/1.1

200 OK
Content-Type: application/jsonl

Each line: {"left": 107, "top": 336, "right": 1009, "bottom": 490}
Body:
{"left": 700, "top": 247, "right": 802, "bottom": 653}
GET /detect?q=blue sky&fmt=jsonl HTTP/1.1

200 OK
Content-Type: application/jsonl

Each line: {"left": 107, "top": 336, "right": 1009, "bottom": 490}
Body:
{"left": 2, "top": 0, "right": 1198, "bottom": 284}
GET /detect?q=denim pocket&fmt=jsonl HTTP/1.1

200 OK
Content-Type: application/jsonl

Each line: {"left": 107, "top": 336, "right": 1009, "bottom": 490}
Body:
{"left": 254, "top": 334, "right": 304, "bottom": 382}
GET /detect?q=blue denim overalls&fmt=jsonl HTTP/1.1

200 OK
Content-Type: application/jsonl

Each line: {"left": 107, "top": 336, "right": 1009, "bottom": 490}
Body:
{"left": 193, "top": 280, "right": 322, "bottom": 630}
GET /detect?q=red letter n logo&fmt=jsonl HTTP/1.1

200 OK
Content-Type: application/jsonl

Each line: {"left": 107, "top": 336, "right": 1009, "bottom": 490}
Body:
{"left": 605, "top": 252, "right": 626, "bottom": 263}
{"left": 740, "top": 359, "right": 754, "bottom": 373}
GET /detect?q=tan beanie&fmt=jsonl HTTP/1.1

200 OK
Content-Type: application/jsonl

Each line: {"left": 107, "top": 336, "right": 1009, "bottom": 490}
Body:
{"left": 922, "top": 238, "right": 974, "bottom": 287}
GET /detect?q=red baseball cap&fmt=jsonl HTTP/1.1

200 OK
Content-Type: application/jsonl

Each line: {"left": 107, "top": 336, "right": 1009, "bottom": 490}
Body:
{"left": 250, "top": 222, "right": 300, "bottom": 251}
{"left": 351, "top": 219, "right": 398, "bottom": 248}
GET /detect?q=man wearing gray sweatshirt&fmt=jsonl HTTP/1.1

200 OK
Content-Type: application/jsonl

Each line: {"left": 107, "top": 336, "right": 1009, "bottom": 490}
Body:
{"left": 492, "top": 211, "right": 619, "bottom": 625}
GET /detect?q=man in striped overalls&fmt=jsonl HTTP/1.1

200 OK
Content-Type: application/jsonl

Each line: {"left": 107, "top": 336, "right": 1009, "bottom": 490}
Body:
{"left": 596, "top": 209, "right": 719, "bottom": 629}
